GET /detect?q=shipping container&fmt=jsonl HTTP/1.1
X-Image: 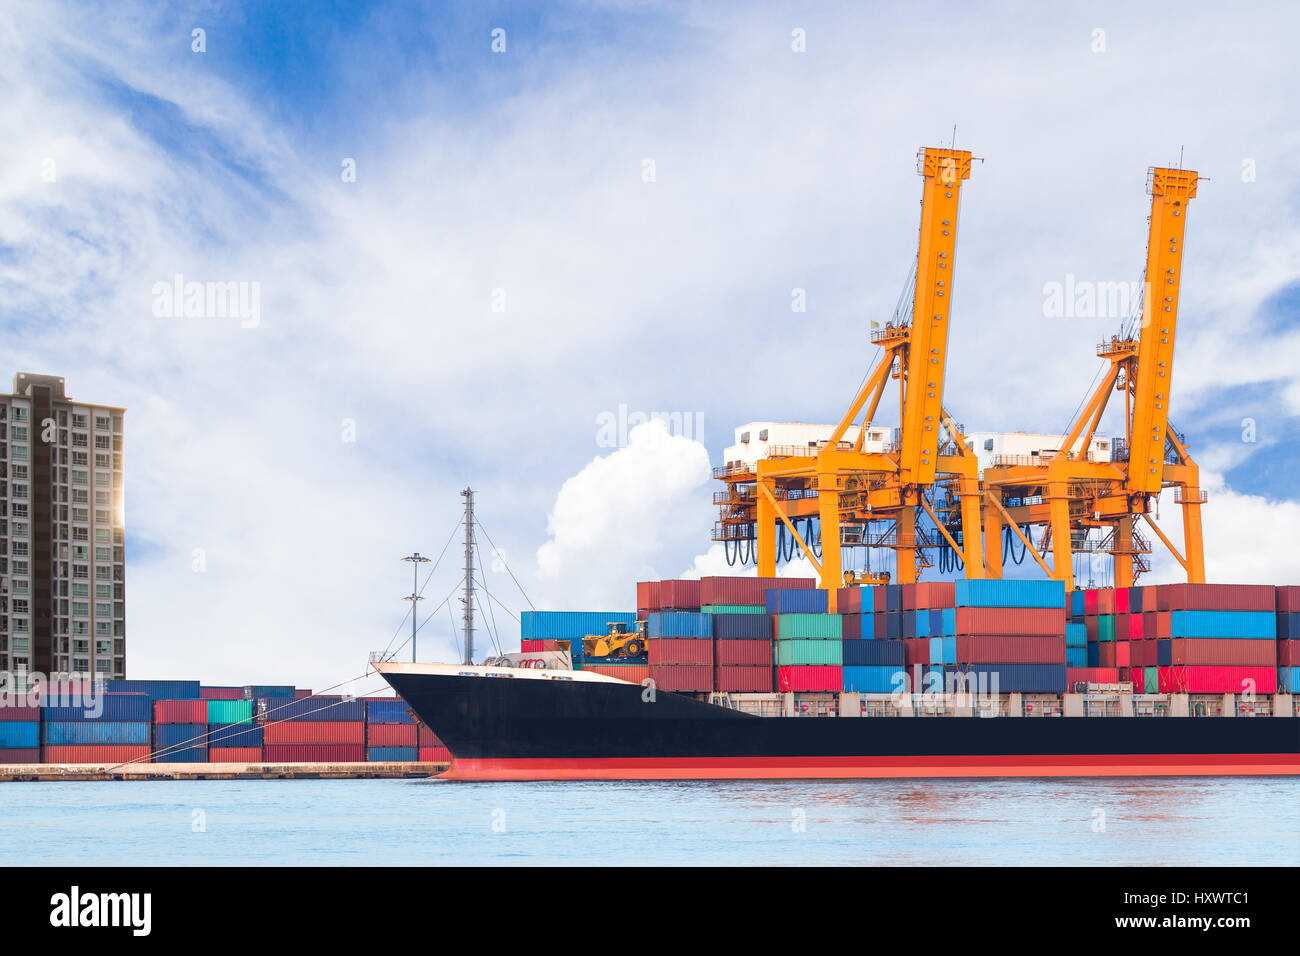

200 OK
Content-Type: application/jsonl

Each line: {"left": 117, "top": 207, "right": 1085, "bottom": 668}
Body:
{"left": 207, "top": 723, "right": 264, "bottom": 748}
{"left": 0, "top": 748, "right": 41, "bottom": 764}
{"left": 1116, "top": 641, "right": 1130, "bottom": 668}
{"left": 913, "top": 581, "right": 956, "bottom": 609}
{"left": 0, "top": 722, "right": 39, "bottom": 749}
{"left": 1276, "top": 613, "right": 1300, "bottom": 641}
{"left": 209, "top": 747, "right": 262, "bottom": 763}
{"left": 0, "top": 704, "right": 39, "bottom": 722}
{"left": 363, "top": 699, "right": 415, "bottom": 724}
{"left": 246, "top": 686, "right": 296, "bottom": 699}
{"left": 952, "top": 635, "right": 1066, "bottom": 664}
{"left": 835, "top": 586, "right": 877, "bottom": 614}
{"left": 256, "top": 696, "right": 364, "bottom": 722}
{"left": 1278, "top": 640, "right": 1300, "bottom": 668}
{"left": 206, "top": 699, "right": 255, "bottom": 724}
{"left": 841, "top": 665, "right": 907, "bottom": 694}
{"left": 1066, "top": 667, "right": 1120, "bottom": 686}
{"left": 947, "top": 663, "right": 1067, "bottom": 693}
{"left": 106, "top": 680, "right": 201, "bottom": 700}
{"left": 1155, "top": 583, "right": 1277, "bottom": 612}
{"left": 1097, "top": 615, "right": 1116, "bottom": 642}
{"left": 648, "top": 638, "right": 713, "bottom": 666}
{"left": 365, "top": 723, "right": 417, "bottom": 747}
{"left": 700, "top": 604, "right": 767, "bottom": 615}
{"left": 700, "top": 576, "right": 815, "bottom": 606}
{"left": 637, "top": 581, "right": 661, "bottom": 612}
{"left": 1065, "top": 646, "right": 1088, "bottom": 668}
{"left": 43, "top": 694, "right": 151, "bottom": 722}
{"left": 776, "top": 665, "right": 842, "bottom": 692}
{"left": 154, "top": 723, "right": 207, "bottom": 754}
{"left": 776, "top": 640, "right": 842, "bottom": 666}
{"left": 775, "top": 613, "right": 843, "bottom": 640}
{"left": 367, "top": 746, "right": 419, "bottom": 762}
{"left": 154, "top": 746, "right": 208, "bottom": 763}
{"left": 1277, "top": 586, "right": 1300, "bottom": 613}
{"left": 154, "top": 700, "right": 209, "bottom": 724}
{"left": 1065, "top": 623, "right": 1086, "bottom": 647}
{"left": 417, "top": 746, "right": 452, "bottom": 762}
{"left": 647, "top": 665, "right": 713, "bottom": 692}
{"left": 42, "top": 721, "right": 150, "bottom": 746}
{"left": 928, "top": 636, "right": 956, "bottom": 665}
{"left": 1281, "top": 667, "right": 1300, "bottom": 694}
{"left": 954, "top": 607, "right": 1065, "bottom": 636}
{"left": 955, "top": 579, "right": 1065, "bottom": 609}
{"left": 710, "top": 613, "right": 773, "bottom": 639}
{"left": 1157, "top": 666, "right": 1277, "bottom": 694}
{"left": 416, "top": 725, "right": 444, "bottom": 747}
{"left": 521, "top": 611, "right": 638, "bottom": 639}
{"left": 715, "top": 640, "right": 773, "bottom": 667}
{"left": 262, "top": 744, "right": 365, "bottom": 762}
{"left": 903, "top": 637, "right": 930, "bottom": 665}
{"left": 581, "top": 664, "right": 651, "bottom": 683}
{"left": 765, "top": 588, "right": 828, "bottom": 614}
{"left": 1070, "top": 590, "right": 1086, "bottom": 617}
{"left": 1168, "top": 610, "right": 1276, "bottom": 639}
{"left": 646, "top": 611, "right": 712, "bottom": 639}
{"left": 840, "top": 613, "right": 864, "bottom": 640}
{"left": 842, "top": 639, "right": 905, "bottom": 667}
{"left": 658, "top": 579, "right": 702, "bottom": 610}
{"left": 715, "top": 666, "right": 773, "bottom": 692}
{"left": 199, "top": 686, "right": 245, "bottom": 700}
{"left": 41, "top": 745, "right": 152, "bottom": 764}
{"left": 263, "top": 721, "right": 366, "bottom": 745}
{"left": 1168, "top": 638, "right": 1277, "bottom": 667}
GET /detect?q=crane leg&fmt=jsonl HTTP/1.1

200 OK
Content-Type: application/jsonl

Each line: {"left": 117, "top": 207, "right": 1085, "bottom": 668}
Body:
{"left": 1114, "top": 516, "right": 1134, "bottom": 588}
{"left": 1048, "top": 481, "right": 1072, "bottom": 587}
{"left": 1182, "top": 490, "right": 1206, "bottom": 584}
{"left": 959, "top": 475, "right": 985, "bottom": 578}
{"left": 818, "top": 471, "right": 842, "bottom": 609}
{"left": 897, "top": 498, "right": 917, "bottom": 584}
{"left": 756, "top": 483, "right": 776, "bottom": 577}
{"left": 983, "top": 498, "right": 1003, "bottom": 579}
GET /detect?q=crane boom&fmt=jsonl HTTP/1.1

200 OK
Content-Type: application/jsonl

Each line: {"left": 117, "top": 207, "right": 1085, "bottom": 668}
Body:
{"left": 1127, "top": 166, "right": 1198, "bottom": 494}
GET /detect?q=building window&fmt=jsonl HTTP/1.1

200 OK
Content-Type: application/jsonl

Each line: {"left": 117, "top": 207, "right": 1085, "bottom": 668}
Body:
{"left": 11, "top": 445, "right": 26, "bottom": 461}
{"left": 73, "top": 583, "right": 89, "bottom": 597}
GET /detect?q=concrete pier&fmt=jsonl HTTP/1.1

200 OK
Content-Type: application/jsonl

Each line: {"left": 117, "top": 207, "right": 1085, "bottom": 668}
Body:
{"left": 0, "top": 761, "right": 449, "bottom": 782}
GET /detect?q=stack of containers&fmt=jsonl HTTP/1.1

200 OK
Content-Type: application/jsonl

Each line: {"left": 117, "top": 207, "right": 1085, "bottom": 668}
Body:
{"left": 152, "top": 698, "right": 209, "bottom": 763}
{"left": 700, "top": 575, "right": 814, "bottom": 611}
{"left": 41, "top": 692, "right": 152, "bottom": 764}
{"left": 364, "top": 698, "right": 417, "bottom": 762}
{"left": 206, "top": 697, "right": 261, "bottom": 762}
{"left": 1069, "top": 587, "right": 1124, "bottom": 686}
{"left": 949, "top": 580, "right": 1067, "bottom": 692}
{"left": 773, "top": 591, "right": 842, "bottom": 692}
{"left": 1279, "top": 586, "right": 1300, "bottom": 694}
{"left": 1154, "top": 584, "right": 1277, "bottom": 694}
{"left": 417, "top": 723, "right": 451, "bottom": 762}
{"left": 107, "top": 679, "right": 201, "bottom": 699}
{"left": 647, "top": 611, "right": 714, "bottom": 691}
{"left": 258, "top": 695, "right": 366, "bottom": 762}
{"left": 840, "top": 581, "right": 908, "bottom": 693}
{"left": 0, "top": 695, "right": 39, "bottom": 764}
{"left": 520, "top": 610, "right": 638, "bottom": 668}
{"left": 713, "top": 605, "right": 774, "bottom": 692}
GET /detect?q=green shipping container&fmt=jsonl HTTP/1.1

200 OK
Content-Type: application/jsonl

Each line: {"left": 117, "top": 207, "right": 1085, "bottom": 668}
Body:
{"left": 1098, "top": 615, "right": 1116, "bottom": 643}
{"left": 206, "top": 699, "right": 254, "bottom": 724}
{"left": 776, "top": 639, "right": 842, "bottom": 666}
{"left": 700, "top": 604, "right": 766, "bottom": 614}
{"left": 1144, "top": 666, "right": 1158, "bottom": 694}
{"left": 776, "top": 613, "right": 843, "bottom": 640}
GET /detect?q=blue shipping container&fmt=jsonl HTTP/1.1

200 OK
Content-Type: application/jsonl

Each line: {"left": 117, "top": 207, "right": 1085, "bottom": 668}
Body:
{"left": 105, "top": 680, "right": 201, "bottom": 700}
{"left": 841, "top": 665, "right": 907, "bottom": 694}
{"left": 955, "top": 579, "right": 1066, "bottom": 609}
{"left": 364, "top": 700, "right": 416, "bottom": 724}
{"left": 1276, "top": 613, "right": 1300, "bottom": 641}
{"left": 947, "top": 664, "right": 1067, "bottom": 693}
{"left": 1066, "top": 623, "right": 1087, "bottom": 647}
{"left": 1282, "top": 668, "right": 1300, "bottom": 694}
{"left": 1087, "top": 643, "right": 1100, "bottom": 667}
{"left": 941, "top": 608, "right": 956, "bottom": 636}
{"left": 367, "top": 746, "right": 418, "bottom": 762}
{"left": 42, "top": 721, "right": 151, "bottom": 745}
{"left": 0, "top": 722, "right": 38, "bottom": 748}
{"left": 256, "top": 696, "right": 365, "bottom": 722}
{"left": 1070, "top": 591, "right": 1085, "bottom": 617}
{"left": 842, "top": 640, "right": 906, "bottom": 667}
{"left": 1168, "top": 610, "right": 1276, "bottom": 639}
{"left": 915, "top": 610, "right": 930, "bottom": 638}
{"left": 207, "top": 722, "right": 264, "bottom": 747}
{"left": 1066, "top": 646, "right": 1088, "bottom": 668}
{"left": 155, "top": 747, "right": 207, "bottom": 763}
{"left": 246, "top": 686, "right": 296, "bottom": 698}
{"left": 764, "top": 589, "right": 828, "bottom": 614}
{"left": 929, "top": 636, "right": 956, "bottom": 665}
{"left": 43, "top": 694, "right": 152, "bottom": 722}
{"left": 711, "top": 613, "right": 773, "bottom": 640}
{"left": 155, "top": 723, "right": 207, "bottom": 749}
{"left": 646, "top": 611, "right": 712, "bottom": 639}
{"left": 885, "top": 586, "right": 902, "bottom": 613}
{"left": 885, "top": 614, "right": 902, "bottom": 640}
{"left": 521, "top": 611, "right": 637, "bottom": 640}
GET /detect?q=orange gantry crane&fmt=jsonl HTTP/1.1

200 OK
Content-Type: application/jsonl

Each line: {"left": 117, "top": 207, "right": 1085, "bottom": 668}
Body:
{"left": 981, "top": 166, "right": 1206, "bottom": 588}
{"left": 713, "top": 147, "right": 986, "bottom": 609}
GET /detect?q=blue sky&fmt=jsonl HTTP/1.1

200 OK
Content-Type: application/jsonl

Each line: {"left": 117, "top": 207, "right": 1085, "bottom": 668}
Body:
{"left": 2, "top": 1, "right": 1298, "bottom": 689}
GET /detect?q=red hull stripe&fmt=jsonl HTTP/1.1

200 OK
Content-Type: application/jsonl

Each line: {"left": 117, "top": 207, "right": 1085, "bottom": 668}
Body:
{"left": 438, "top": 753, "right": 1300, "bottom": 781}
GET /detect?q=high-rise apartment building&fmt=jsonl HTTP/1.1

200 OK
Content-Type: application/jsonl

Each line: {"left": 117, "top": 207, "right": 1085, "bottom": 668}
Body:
{"left": 0, "top": 373, "right": 126, "bottom": 683}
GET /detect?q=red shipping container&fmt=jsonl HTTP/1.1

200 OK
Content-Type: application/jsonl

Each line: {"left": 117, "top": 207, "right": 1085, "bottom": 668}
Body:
{"left": 416, "top": 725, "right": 444, "bottom": 747}
{"left": 954, "top": 607, "right": 1065, "bottom": 636}
{"left": 1084, "top": 589, "right": 1099, "bottom": 615}
{"left": 699, "top": 576, "right": 814, "bottom": 606}
{"left": 199, "top": 687, "right": 245, "bottom": 700}
{"left": 1066, "top": 667, "right": 1120, "bottom": 685}
{"left": 1115, "top": 613, "right": 1129, "bottom": 638}
{"left": 153, "top": 700, "right": 209, "bottom": 724}
{"left": 648, "top": 638, "right": 713, "bottom": 666}
{"left": 295, "top": 689, "right": 313, "bottom": 698}
{"left": 1143, "top": 611, "right": 1171, "bottom": 639}
{"left": 953, "top": 635, "right": 1066, "bottom": 664}
{"left": 0, "top": 704, "right": 39, "bottom": 722}
{"left": 715, "top": 639, "right": 772, "bottom": 666}
{"left": 1115, "top": 588, "right": 1130, "bottom": 614}
{"left": 42, "top": 746, "right": 151, "bottom": 764}
{"left": 1095, "top": 589, "right": 1116, "bottom": 615}
{"left": 1098, "top": 643, "right": 1117, "bottom": 668}
{"left": 209, "top": 747, "right": 261, "bottom": 762}
{"left": 715, "top": 666, "right": 773, "bottom": 692}
{"left": 913, "top": 582, "right": 956, "bottom": 609}
{"left": 1278, "top": 640, "right": 1300, "bottom": 668}
{"left": 904, "top": 637, "right": 930, "bottom": 665}
{"left": 1156, "top": 583, "right": 1276, "bottom": 612}
{"left": 263, "top": 721, "right": 365, "bottom": 745}
{"left": 1127, "top": 614, "right": 1144, "bottom": 640}
{"left": 777, "top": 665, "right": 841, "bottom": 692}
{"left": 1168, "top": 639, "right": 1277, "bottom": 667}
{"left": 1085, "top": 616, "right": 1099, "bottom": 642}
{"left": 874, "top": 613, "right": 888, "bottom": 639}
{"left": 520, "top": 639, "right": 543, "bottom": 652}
{"left": 901, "top": 583, "right": 917, "bottom": 611}
{"left": 659, "top": 579, "right": 701, "bottom": 609}
{"left": 418, "top": 746, "right": 451, "bottom": 762}
{"left": 1157, "top": 666, "right": 1277, "bottom": 694}
{"left": 0, "top": 749, "right": 41, "bottom": 763}
{"left": 366, "top": 723, "right": 417, "bottom": 747}
{"left": 1115, "top": 641, "right": 1130, "bottom": 668}
{"left": 1277, "top": 586, "right": 1300, "bottom": 613}
{"left": 648, "top": 664, "right": 713, "bottom": 692}
{"left": 636, "top": 581, "right": 658, "bottom": 612}
{"left": 582, "top": 664, "right": 651, "bottom": 684}
{"left": 262, "top": 744, "right": 365, "bottom": 762}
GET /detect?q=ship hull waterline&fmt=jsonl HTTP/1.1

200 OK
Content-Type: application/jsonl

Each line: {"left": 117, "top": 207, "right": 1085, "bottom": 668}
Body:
{"left": 376, "top": 663, "right": 1300, "bottom": 782}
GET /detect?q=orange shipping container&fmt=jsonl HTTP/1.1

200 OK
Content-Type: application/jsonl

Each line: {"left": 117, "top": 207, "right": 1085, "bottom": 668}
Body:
{"left": 41, "top": 745, "right": 151, "bottom": 764}
{"left": 954, "top": 607, "right": 1065, "bottom": 636}
{"left": 582, "top": 664, "right": 651, "bottom": 683}
{"left": 1168, "top": 639, "right": 1277, "bottom": 667}
{"left": 263, "top": 721, "right": 365, "bottom": 745}
{"left": 366, "top": 723, "right": 417, "bottom": 747}
{"left": 418, "top": 746, "right": 451, "bottom": 762}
